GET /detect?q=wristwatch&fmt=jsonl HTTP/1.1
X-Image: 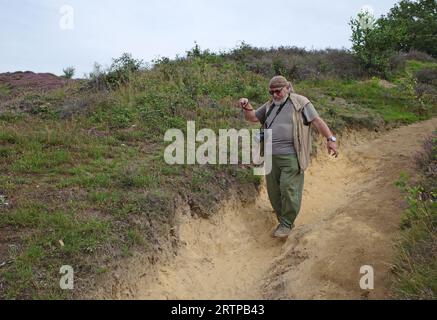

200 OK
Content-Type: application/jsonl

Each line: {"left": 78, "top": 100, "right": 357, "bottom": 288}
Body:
{"left": 327, "top": 136, "right": 337, "bottom": 142}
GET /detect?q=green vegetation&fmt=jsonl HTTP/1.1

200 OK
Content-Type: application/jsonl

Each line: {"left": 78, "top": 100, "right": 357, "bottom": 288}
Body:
{"left": 0, "top": 84, "right": 11, "bottom": 98}
{"left": 0, "top": 46, "right": 436, "bottom": 298}
{"left": 0, "top": 45, "right": 435, "bottom": 299}
{"left": 0, "top": 60, "right": 262, "bottom": 297}
{"left": 394, "top": 132, "right": 437, "bottom": 299}
{"left": 62, "top": 67, "right": 75, "bottom": 79}
{"left": 0, "top": 0, "right": 436, "bottom": 298}
{"left": 350, "top": 0, "right": 437, "bottom": 76}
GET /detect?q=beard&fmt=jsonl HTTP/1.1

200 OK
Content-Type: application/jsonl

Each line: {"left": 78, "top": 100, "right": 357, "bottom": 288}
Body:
{"left": 273, "top": 95, "right": 288, "bottom": 106}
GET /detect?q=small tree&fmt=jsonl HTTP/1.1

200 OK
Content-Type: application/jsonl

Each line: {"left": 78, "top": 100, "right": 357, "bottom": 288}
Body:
{"left": 62, "top": 66, "right": 75, "bottom": 79}
{"left": 350, "top": 0, "right": 437, "bottom": 77}
{"left": 186, "top": 42, "right": 202, "bottom": 59}
{"left": 378, "top": 0, "right": 437, "bottom": 58}
{"left": 106, "top": 53, "right": 144, "bottom": 87}
{"left": 350, "top": 10, "right": 392, "bottom": 76}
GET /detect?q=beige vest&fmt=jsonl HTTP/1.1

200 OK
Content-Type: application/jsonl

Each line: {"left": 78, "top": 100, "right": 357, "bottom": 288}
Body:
{"left": 264, "top": 93, "right": 313, "bottom": 173}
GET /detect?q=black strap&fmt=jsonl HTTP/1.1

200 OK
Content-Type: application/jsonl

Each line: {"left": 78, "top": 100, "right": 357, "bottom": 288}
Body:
{"left": 264, "top": 98, "right": 289, "bottom": 130}
{"left": 262, "top": 103, "right": 275, "bottom": 125}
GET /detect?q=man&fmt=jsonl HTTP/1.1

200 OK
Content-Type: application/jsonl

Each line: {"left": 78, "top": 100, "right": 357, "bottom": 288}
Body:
{"left": 239, "top": 75, "right": 339, "bottom": 238}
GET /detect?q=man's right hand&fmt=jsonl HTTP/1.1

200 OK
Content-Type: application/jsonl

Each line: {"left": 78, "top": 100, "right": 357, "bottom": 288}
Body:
{"left": 239, "top": 98, "right": 249, "bottom": 109}
{"left": 238, "top": 98, "right": 258, "bottom": 122}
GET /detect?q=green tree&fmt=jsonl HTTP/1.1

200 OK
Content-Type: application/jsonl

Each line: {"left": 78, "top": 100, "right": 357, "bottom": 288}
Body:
{"left": 350, "top": 0, "right": 437, "bottom": 76}
{"left": 350, "top": 10, "right": 391, "bottom": 76}
{"left": 106, "top": 53, "right": 144, "bottom": 86}
{"left": 378, "top": 0, "right": 437, "bottom": 58}
{"left": 62, "top": 66, "right": 75, "bottom": 79}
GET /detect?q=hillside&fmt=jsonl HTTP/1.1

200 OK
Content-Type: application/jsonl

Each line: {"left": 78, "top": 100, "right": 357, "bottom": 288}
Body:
{"left": 0, "top": 46, "right": 436, "bottom": 299}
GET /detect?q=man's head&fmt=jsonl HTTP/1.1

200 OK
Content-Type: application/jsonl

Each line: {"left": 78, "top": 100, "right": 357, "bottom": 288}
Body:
{"left": 269, "top": 76, "right": 293, "bottom": 103}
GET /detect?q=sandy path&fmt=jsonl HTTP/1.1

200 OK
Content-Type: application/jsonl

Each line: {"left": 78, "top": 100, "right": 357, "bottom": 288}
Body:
{"left": 135, "top": 118, "right": 437, "bottom": 300}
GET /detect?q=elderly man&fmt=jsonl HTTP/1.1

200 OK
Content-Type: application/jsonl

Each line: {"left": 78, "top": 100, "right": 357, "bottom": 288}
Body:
{"left": 239, "top": 76, "right": 339, "bottom": 238}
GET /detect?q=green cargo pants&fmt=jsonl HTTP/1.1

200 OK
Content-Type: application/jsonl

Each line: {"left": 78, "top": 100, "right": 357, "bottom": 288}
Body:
{"left": 265, "top": 154, "right": 304, "bottom": 228}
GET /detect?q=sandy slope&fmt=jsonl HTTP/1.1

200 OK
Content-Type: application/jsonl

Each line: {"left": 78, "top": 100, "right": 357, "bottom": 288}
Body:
{"left": 133, "top": 118, "right": 437, "bottom": 300}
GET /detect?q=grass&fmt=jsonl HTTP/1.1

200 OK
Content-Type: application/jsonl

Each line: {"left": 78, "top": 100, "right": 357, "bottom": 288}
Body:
{"left": 0, "top": 49, "right": 435, "bottom": 299}
{"left": 0, "top": 198, "right": 110, "bottom": 299}
{"left": 404, "top": 60, "right": 437, "bottom": 74}
{"left": 298, "top": 77, "right": 428, "bottom": 126}
{"left": 393, "top": 132, "right": 437, "bottom": 299}
{"left": 0, "top": 113, "right": 257, "bottom": 298}
{"left": 0, "top": 83, "right": 11, "bottom": 98}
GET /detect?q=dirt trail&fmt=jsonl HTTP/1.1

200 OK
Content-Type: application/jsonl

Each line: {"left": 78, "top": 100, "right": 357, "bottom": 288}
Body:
{"left": 134, "top": 118, "right": 437, "bottom": 300}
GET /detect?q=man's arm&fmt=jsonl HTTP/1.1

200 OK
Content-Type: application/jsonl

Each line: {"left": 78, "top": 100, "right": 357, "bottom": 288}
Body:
{"left": 239, "top": 98, "right": 260, "bottom": 123}
{"left": 311, "top": 117, "right": 333, "bottom": 138}
{"left": 311, "top": 117, "right": 339, "bottom": 157}
{"left": 243, "top": 108, "right": 259, "bottom": 123}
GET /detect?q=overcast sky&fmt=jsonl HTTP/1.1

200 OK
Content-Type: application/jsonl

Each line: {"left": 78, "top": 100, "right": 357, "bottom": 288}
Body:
{"left": 0, "top": 0, "right": 400, "bottom": 76}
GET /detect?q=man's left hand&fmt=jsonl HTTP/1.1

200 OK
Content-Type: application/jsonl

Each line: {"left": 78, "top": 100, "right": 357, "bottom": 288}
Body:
{"left": 327, "top": 141, "right": 339, "bottom": 158}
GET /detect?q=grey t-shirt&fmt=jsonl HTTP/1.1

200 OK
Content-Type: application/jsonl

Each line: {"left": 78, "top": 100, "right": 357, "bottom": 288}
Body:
{"left": 255, "top": 99, "right": 319, "bottom": 155}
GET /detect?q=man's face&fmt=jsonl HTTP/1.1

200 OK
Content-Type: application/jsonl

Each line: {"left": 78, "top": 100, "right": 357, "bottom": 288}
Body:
{"left": 269, "top": 86, "right": 287, "bottom": 102}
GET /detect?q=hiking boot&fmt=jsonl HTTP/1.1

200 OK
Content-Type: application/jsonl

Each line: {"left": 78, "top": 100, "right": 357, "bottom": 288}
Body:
{"left": 273, "top": 224, "right": 293, "bottom": 238}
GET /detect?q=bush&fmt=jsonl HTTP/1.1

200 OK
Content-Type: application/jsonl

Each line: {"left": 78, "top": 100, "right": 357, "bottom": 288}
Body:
{"left": 350, "top": 0, "right": 437, "bottom": 77}
{"left": 87, "top": 53, "right": 144, "bottom": 90}
{"left": 393, "top": 132, "right": 437, "bottom": 299}
{"left": 413, "top": 133, "right": 437, "bottom": 197}
{"left": 413, "top": 67, "right": 437, "bottom": 106}
{"left": 415, "top": 67, "right": 437, "bottom": 85}
{"left": 402, "top": 50, "right": 436, "bottom": 63}
{"left": 106, "top": 53, "right": 144, "bottom": 87}
{"left": 226, "top": 46, "right": 363, "bottom": 81}
{"left": 378, "top": 0, "right": 437, "bottom": 58}
{"left": 62, "top": 67, "right": 75, "bottom": 79}
{"left": 350, "top": 10, "right": 393, "bottom": 77}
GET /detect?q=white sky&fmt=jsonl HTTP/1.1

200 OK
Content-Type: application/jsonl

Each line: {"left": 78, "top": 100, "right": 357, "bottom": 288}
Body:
{"left": 0, "top": 0, "right": 399, "bottom": 76}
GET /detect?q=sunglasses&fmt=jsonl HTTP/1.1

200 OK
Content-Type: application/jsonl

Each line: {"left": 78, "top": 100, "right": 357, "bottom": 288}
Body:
{"left": 269, "top": 88, "right": 284, "bottom": 95}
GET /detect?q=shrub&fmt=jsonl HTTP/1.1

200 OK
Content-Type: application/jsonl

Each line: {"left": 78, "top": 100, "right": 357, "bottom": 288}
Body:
{"left": 105, "top": 53, "right": 144, "bottom": 87}
{"left": 87, "top": 53, "right": 144, "bottom": 90}
{"left": 62, "top": 66, "right": 75, "bottom": 79}
{"left": 393, "top": 132, "right": 437, "bottom": 299}
{"left": 415, "top": 67, "right": 437, "bottom": 85}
